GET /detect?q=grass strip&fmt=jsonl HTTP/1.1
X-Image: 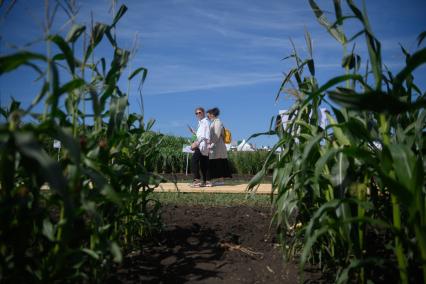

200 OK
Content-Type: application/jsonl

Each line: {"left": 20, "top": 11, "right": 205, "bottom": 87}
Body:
{"left": 152, "top": 192, "right": 272, "bottom": 207}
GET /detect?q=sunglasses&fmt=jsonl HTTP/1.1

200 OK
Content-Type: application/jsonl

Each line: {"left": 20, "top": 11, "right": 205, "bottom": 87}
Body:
{"left": 195, "top": 112, "right": 202, "bottom": 115}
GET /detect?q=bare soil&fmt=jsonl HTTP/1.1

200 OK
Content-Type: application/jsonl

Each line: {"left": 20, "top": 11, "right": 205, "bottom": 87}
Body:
{"left": 109, "top": 204, "right": 323, "bottom": 283}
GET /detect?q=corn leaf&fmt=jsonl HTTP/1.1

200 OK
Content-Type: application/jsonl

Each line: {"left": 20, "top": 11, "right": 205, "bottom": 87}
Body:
{"left": 49, "top": 35, "right": 75, "bottom": 74}
{"left": 66, "top": 24, "right": 86, "bottom": 43}
{"left": 309, "top": 0, "right": 346, "bottom": 44}
{"left": 84, "top": 22, "right": 109, "bottom": 63}
{"left": 417, "top": 31, "right": 426, "bottom": 46}
{"left": 329, "top": 89, "right": 426, "bottom": 114}
{"left": 394, "top": 47, "right": 426, "bottom": 87}
{"left": 111, "top": 5, "right": 128, "bottom": 28}
{"left": 0, "top": 52, "right": 46, "bottom": 74}
{"left": 110, "top": 242, "right": 122, "bottom": 263}
{"left": 387, "top": 144, "right": 417, "bottom": 191}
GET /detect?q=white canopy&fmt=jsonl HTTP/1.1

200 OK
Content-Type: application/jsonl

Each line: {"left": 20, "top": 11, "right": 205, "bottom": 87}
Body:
{"left": 237, "top": 139, "right": 255, "bottom": 151}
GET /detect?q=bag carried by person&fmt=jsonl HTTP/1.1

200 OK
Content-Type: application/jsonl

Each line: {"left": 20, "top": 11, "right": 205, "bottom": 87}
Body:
{"left": 223, "top": 127, "right": 232, "bottom": 144}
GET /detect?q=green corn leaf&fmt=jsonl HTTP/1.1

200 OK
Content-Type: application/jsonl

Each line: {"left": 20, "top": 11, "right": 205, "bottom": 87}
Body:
{"left": 342, "top": 146, "right": 376, "bottom": 166}
{"left": 110, "top": 242, "right": 123, "bottom": 263}
{"left": 399, "top": 43, "right": 411, "bottom": 63}
{"left": 46, "top": 78, "right": 84, "bottom": 108}
{"left": 25, "top": 81, "right": 49, "bottom": 113}
{"left": 88, "top": 86, "right": 101, "bottom": 119}
{"left": 49, "top": 60, "right": 60, "bottom": 98}
{"left": 247, "top": 168, "right": 266, "bottom": 191}
{"left": 83, "top": 22, "right": 109, "bottom": 63}
{"left": 101, "top": 185, "right": 121, "bottom": 205}
{"left": 326, "top": 112, "right": 350, "bottom": 146}
{"left": 23, "top": 61, "right": 44, "bottom": 77}
{"left": 0, "top": 51, "right": 46, "bottom": 74}
{"left": 52, "top": 53, "right": 66, "bottom": 61}
{"left": 107, "top": 95, "right": 128, "bottom": 137}
{"left": 82, "top": 248, "right": 100, "bottom": 260}
{"left": 305, "top": 29, "right": 313, "bottom": 59}
{"left": 394, "top": 47, "right": 426, "bottom": 87}
{"left": 105, "top": 29, "right": 117, "bottom": 48}
{"left": 329, "top": 89, "right": 426, "bottom": 114}
{"left": 14, "top": 132, "right": 70, "bottom": 205}
{"left": 111, "top": 5, "right": 128, "bottom": 28}
{"left": 49, "top": 35, "right": 75, "bottom": 74}
{"left": 307, "top": 59, "right": 315, "bottom": 76}
{"left": 129, "top": 67, "right": 148, "bottom": 81}
{"left": 129, "top": 67, "right": 148, "bottom": 91}
{"left": 342, "top": 53, "right": 361, "bottom": 70}
{"left": 57, "top": 78, "right": 85, "bottom": 96}
{"left": 301, "top": 198, "right": 342, "bottom": 263}
{"left": 345, "top": 117, "right": 371, "bottom": 143}
{"left": 66, "top": 24, "right": 86, "bottom": 43}
{"left": 276, "top": 68, "right": 297, "bottom": 102}
{"left": 333, "top": 0, "right": 343, "bottom": 25}
{"left": 346, "top": 0, "right": 365, "bottom": 22}
{"left": 100, "top": 57, "right": 106, "bottom": 76}
{"left": 387, "top": 144, "right": 417, "bottom": 191}
{"left": 308, "top": 0, "right": 346, "bottom": 44}
{"left": 42, "top": 219, "right": 55, "bottom": 241}
{"left": 417, "top": 31, "right": 426, "bottom": 46}
{"left": 314, "top": 147, "right": 340, "bottom": 182}
{"left": 346, "top": 0, "right": 382, "bottom": 89}
{"left": 302, "top": 132, "right": 323, "bottom": 163}
{"left": 105, "top": 48, "right": 130, "bottom": 84}
{"left": 379, "top": 170, "right": 413, "bottom": 206}
{"left": 347, "top": 29, "right": 365, "bottom": 43}
{"left": 145, "top": 118, "right": 156, "bottom": 132}
{"left": 337, "top": 258, "right": 386, "bottom": 284}
{"left": 312, "top": 74, "right": 367, "bottom": 98}
{"left": 331, "top": 152, "right": 349, "bottom": 189}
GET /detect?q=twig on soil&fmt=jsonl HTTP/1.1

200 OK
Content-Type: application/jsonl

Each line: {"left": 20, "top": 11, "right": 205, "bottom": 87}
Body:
{"left": 219, "top": 242, "right": 264, "bottom": 258}
{"left": 266, "top": 265, "right": 274, "bottom": 273}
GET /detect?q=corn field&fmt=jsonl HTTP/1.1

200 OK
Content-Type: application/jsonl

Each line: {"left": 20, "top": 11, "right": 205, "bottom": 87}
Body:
{"left": 1, "top": 0, "right": 425, "bottom": 283}
{"left": 249, "top": 1, "right": 426, "bottom": 283}
{"left": 0, "top": 3, "right": 165, "bottom": 282}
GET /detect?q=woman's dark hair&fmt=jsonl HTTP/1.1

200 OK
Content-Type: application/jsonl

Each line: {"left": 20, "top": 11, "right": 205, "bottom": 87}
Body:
{"left": 207, "top": 107, "right": 220, "bottom": 117}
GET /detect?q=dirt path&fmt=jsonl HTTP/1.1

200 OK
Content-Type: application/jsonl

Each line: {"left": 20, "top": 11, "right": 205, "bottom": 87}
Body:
{"left": 156, "top": 183, "right": 273, "bottom": 194}
{"left": 110, "top": 204, "right": 321, "bottom": 283}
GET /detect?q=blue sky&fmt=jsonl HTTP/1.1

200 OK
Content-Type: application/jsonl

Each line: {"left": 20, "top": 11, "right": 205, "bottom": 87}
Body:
{"left": 1, "top": 0, "right": 425, "bottom": 147}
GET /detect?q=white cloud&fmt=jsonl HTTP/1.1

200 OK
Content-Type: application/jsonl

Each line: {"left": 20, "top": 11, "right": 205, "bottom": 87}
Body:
{"left": 141, "top": 64, "right": 281, "bottom": 95}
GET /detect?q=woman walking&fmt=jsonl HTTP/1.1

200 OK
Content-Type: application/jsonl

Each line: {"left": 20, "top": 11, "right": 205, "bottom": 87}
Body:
{"left": 206, "top": 107, "right": 232, "bottom": 186}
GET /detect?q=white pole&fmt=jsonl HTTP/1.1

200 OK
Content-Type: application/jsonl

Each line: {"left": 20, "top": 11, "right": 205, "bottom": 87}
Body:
{"left": 185, "top": 152, "right": 189, "bottom": 176}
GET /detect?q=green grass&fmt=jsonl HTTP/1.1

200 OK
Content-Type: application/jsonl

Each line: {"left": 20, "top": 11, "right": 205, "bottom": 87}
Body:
{"left": 152, "top": 192, "right": 272, "bottom": 207}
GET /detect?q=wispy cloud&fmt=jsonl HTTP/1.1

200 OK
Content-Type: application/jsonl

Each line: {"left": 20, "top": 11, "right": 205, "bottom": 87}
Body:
{"left": 141, "top": 64, "right": 281, "bottom": 95}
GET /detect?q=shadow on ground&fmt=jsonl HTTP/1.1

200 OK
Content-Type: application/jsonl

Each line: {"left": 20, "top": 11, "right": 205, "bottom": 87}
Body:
{"left": 109, "top": 205, "right": 323, "bottom": 283}
{"left": 112, "top": 224, "right": 225, "bottom": 283}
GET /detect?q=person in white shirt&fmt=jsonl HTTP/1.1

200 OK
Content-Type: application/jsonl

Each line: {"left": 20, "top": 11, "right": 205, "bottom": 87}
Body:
{"left": 188, "top": 107, "right": 210, "bottom": 187}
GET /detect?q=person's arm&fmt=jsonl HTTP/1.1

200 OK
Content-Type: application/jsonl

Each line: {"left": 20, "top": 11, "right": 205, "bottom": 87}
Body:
{"left": 187, "top": 124, "right": 195, "bottom": 135}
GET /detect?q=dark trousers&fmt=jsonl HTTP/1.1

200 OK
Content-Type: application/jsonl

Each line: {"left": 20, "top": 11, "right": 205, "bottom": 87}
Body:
{"left": 192, "top": 148, "right": 209, "bottom": 183}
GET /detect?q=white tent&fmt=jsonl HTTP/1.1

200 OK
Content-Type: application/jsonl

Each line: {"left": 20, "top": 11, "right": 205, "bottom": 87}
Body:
{"left": 237, "top": 139, "right": 255, "bottom": 151}
{"left": 279, "top": 107, "right": 329, "bottom": 129}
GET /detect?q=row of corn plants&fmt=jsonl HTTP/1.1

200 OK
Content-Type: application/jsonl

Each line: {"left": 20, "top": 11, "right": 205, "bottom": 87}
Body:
{"left": 250, "top": 0, "right": 426, "bottom": 283}
{"left": 136, "top": 132, "right": 272, "bottom": 176}
{"left": 0, "top": 2, "right": 164, "bottom": 282}
{"left": 228, "top": 151, "right": 272, "bottom": 175}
